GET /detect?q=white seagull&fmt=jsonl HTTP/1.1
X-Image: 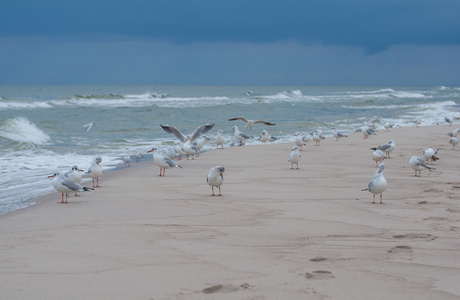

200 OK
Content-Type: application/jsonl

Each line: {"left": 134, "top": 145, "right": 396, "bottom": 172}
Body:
{"left": 384, "top": 122, "right": 394, "bottom": 132}
{"left": 445, "top": 116, "right": 453, "bottom": 127}
{"left": 362, "top": 163, "right": 388, "bottom": 204}
{"left": 134, "top": 152, "right": 143, "bottom": 162}
{"left": 49, "top": 171, "right": 92, "bottom": 203}
{"left": 449, "top": 137, "right": 458, "bottom": 149}
{"left": 294, "top": 132, "right": 306, "bottom": 150}
{"left": 206, "top": 166, "right": 225, "bottom": 196}
{"left": 215, "top": 130, "right": 225, "bottom": 149}
{"left": 422, "top": 148, "right": 439, "bottom": 164}
{"left": 174, "top": 142, "right": 186, "bottom": 159}
{"left": 124, "top": 155, "right": 131, "bottom": 167}
{"left": 371, "top": 140, "right": 395, "bottom": 158}
{"left": 228, "top": 116, "right": 275, "bottom": 129}
{"left": 182, "top": 140, "right": 198, "bottom": 160}
{"left": 288, "top": 145, "right": 301, "bottom": 169}
{"left": 160, "top": 123, "right": 215, "bottom": 142}
{"left": 331, "top": 127, "right": 348, "bottom": 141}
{"left": 371, "top": 149, "right": 387, "bottom": 167}
{"left": 232, "top": 125, "right": 252, "bottom": 146}
{"left": 259, "top": 130, "right": 269, "bottom": 143}
{"left": 448, "top": 128, "right": 459, "bottom": 137}
{"left": 192, "top": 135, "right": 209, "bottom": 157}
{"left": 64, "top": 165, "right": 84, "bottom": 196}
{"left": 312, "top": 132, "right": 324, "bottom": 146}
{"left": 409, "top": 156, "right": 435, "bottom": 177}
{"left": 148, "top": 147, "right": 182, "bottom": 176}
{"left": 83, "top": 122, "right": 96, "bottom": 132}
{"left": 87, "top": 156, "right": 103, "bottom": 188}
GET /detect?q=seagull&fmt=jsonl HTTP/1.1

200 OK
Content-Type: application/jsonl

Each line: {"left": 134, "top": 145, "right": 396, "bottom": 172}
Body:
{"left": 384, "top": 122, "right": 394, "bottom": 132}
{"left": 49, "top": 171, "right": 92, "bottom": 203}
{"left": 331, "top": 127, "right": 348, "bottom": 141}
{"left": 370, "top": 140, "right": 395, "bottom": 158}
{"left": 288, "top": 145, "right": 301, "bottom": 169}
{"left": 415, "top": 120, "right": 422, "bottom": 127}
{"left": 87, "top": 156, "right": 103, "bottom": 188}
{"left": 215, "top": 130, "right": 225, "bottom": 149}
{"left": 206, "top": 166, "right": 225, "bottom": 196}
{"left": 449, "top": 137, "right": 458, "bottom": 149}
{"left": 228, "top": 116, "right": 275, "bottom": 129}
{"left": 259, "top": 130, "right": 269, "bottom": 143}
{"left": 358, "top": 125, "right": 376, "bottom": 139}
{"left": 192, "top": 135, "right": 209, "bottom": 157}
{"left": 134, "top": 152, "right": 143, "bottom": 162}
{"left": 448, "top": 128, "right": 459, "bottom": 137}
{"left": 445, "top": 116, "right": 453, "bottom": 127}
{"left": 174, "top": 142, "right": 186, "bottom": 159}
{"left": 160, "top": 123, "right": 215, "bottom": 142}
{"left": 371, "top": 149, "right": 386, "bottom": 167}
{"left": 83, "top": 122, "right": 96, "bottom": 132}
{"left": 182, "top": 140, "right": 198, "bottom": 160}
{"left": 312, "top": 132, "right": 324, "bottom": 146}
{"left": 294, "top": 132, "right": 306, "bottom": 150}
{"left": 409, "top": 156, "right": 435, "bottom": 177}
{"left": 148, "top": 147, "right": 182, "bottom": 176}
{"left": 268, "top": 135, "right": 279, "bottom": 143}
{"left": 362, "top": 163, "right": 388, "bottom": 204}
{"left": 124, "top": 155, "right": 131, "bottom": 167}
{"left": 232, "top": 125, "right": 252, "bottom": 146}
{"left": 163, "top": 146, "right": 181, "bottom": 160}
{"left": 422, "top": 148, "right": 439, "bottom": 164}
{"left": 64, "top": 165, "right": 84, "bottom": 196}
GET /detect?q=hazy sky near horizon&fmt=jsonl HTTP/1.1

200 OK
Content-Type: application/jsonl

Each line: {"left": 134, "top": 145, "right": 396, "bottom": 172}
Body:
{"left": 1, "top": 0, "right": 459, "bottom": 85}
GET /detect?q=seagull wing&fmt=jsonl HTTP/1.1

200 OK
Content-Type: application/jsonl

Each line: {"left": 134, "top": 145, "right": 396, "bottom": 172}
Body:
{"left": 228, "top": 116, "right": 249, "bottom": 123}
{"left": 189, "top": 123, "right": 215, "bottom": 141}
{"left": 253, "top": 120, "right": 275, "bottom": 125}
{"left": 160, "top": 124, "right": 186, "bottom": 142}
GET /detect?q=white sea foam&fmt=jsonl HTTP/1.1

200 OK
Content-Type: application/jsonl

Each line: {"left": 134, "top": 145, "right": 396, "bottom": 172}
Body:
{"left": 0, "top": 117, "right": 51, "bottom": 145}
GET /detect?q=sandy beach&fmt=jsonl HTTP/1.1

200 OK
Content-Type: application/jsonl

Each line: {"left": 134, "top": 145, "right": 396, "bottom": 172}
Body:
{"left": 1, "top": 124, "right": 460, "bottom": 299}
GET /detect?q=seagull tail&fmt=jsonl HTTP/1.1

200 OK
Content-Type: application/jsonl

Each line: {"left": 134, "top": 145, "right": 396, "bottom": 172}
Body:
{"left": 361, "top": 188, "right": 369, "bottom": 191}
{"left": 83, "top": 187, "right": 94, "bottom": 192}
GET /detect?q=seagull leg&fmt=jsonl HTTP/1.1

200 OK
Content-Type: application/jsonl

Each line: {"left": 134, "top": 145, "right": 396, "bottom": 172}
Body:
{"left": 218, "top": 186, "right": 222, "bottom": 196}
{"left": 380, "top": 193, "right": 384, "bottom": 204}
{"left": 211, "top": 187, "right": 215, "bottom": 196}
{"left": 372, "top": 194, "right": 376, "bottom": 204}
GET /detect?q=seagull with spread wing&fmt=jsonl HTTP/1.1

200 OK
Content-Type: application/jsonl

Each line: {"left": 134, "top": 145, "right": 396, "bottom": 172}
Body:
{"left": 228, "top": 116, "right": 275, "bottom": 129}
{"left": 160, "top": 123, "right": 215, "bottom": 142}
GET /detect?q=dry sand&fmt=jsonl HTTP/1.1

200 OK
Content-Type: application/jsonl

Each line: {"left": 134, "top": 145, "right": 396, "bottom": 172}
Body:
{"left": 1, "top": 125, "right": 460, "bottom": 299}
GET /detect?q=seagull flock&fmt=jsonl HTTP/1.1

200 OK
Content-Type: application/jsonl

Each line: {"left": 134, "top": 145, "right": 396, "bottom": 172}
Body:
{"left": 48, "top": 116, "right": 456, "bottom": 204}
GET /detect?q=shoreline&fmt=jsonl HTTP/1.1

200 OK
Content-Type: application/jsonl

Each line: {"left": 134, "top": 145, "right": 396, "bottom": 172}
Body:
{"left": 1, "top": 124, "right": 460, "bottom": 299}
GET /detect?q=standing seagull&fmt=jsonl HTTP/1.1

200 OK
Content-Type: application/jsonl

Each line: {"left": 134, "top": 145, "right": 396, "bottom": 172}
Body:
{"left": 182, "top": 140, "right": 198, "bottom": 160}
{"left": 331, "top": 127, "right": 348, "bottom": 141}
{"left": 294, "top": 132, "right": 306, "bottom": 150}
{"left": 288, "top": 146, "right": 301, "bottom": 169}
{"left": 448, "top": 128, "right": 459, "bottom": 137}
{"left": 362, "top": 163, "right": 388, "bottom": 204}
{"left": 449, "top": 137, "right": 458, "bottom": 149}
{"left": 371, "top": 140, "right": 395, "bottom": 158}
{"left": 259, "top": 130, "right": 269, "bottom": 143}
{"left": 124, "top": 155, "right": 131, "bottom": 167}
{"left": 87, "top": 156, "right": 103, "bottom": 188}
{"left": 160, "top": 123, "right": 215, "bottom": 142}
{"left": 64, "top": 165, "right": 84, "bottom": 196}
{"left": 49, "top": 171, "right": 92, "bottom": 203}
{"left": 148, "top": 147, "right": 182, "bottom": 176}
{"left": 228, "top": 116, "right": 275, "bottom": 129}
{"left": 215, "top": 130, "right": 225, "bottom": 149}
{"left": 409, "top": 156, "right": 435, "bottom": 177}
{"left": 422, "top": 148, "right": 439, "bottom": 164}
{"left": 134, "top": 152, "right": 143, "bottom": 162}
{"left": 83, "top": 122, "right": 96, "bottom": 132}
{"left": 371, "top": 149, "right": 387, "bottom": 167}
{"left": 232, "top": 125, "right": 253, "bottom": 146}
{"left": 206, "top": 166, "right": 225, "bottom": 196}
{"left": 445, "top": 116, "right": 453, "bottom": 127}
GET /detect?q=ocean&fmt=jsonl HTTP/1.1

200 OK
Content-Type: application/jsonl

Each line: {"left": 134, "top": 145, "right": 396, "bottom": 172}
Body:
{"left": 0, "top": 85, "right": 459, "bottom": 215}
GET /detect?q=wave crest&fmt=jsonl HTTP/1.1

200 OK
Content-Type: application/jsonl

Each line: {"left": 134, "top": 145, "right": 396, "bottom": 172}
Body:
{"left": 0, "top": 117, "right": 50, "bottom": 145}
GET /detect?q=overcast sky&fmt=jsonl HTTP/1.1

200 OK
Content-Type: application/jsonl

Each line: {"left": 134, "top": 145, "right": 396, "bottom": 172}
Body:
{"left": 1, "top": 0, "right": 459, "bottom": 85}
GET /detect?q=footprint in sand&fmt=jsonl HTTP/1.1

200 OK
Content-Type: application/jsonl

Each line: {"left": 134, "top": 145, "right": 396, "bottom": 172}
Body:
{"left": 310, "top": 257, "right": 327, "bottom": 262}
{"left": 388, "top": 245, "right": 413, "bottom": 254}
{"left": 202, "top": 283, "right": 251, "bottom": 294}
{"left": 305, "top": 270, "right": 335, "bottom": 280}
{"left": 392, "top": 233, "right": 436, "bottom": 241}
